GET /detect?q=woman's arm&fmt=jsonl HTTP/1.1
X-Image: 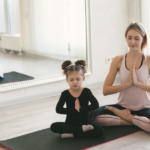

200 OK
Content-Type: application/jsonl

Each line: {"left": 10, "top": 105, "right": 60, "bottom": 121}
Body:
{"left": 103, "top": 55, "right": 132, "bottom": 96}
{"left": 135, "top": 55, "right": 150, "bottom": 92}
{"left": 56, "top": 92, "right": 79, "bottom": 115}
{"left": 136, "top": 82, "right": 150, "bottom": 92}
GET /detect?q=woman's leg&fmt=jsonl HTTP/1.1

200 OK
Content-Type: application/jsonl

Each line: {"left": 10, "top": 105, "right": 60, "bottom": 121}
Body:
{"left": 89, "top": 104, "right": 133, "bottom": 126}
{"left": 95, "top": 114, "right": 133, "bottom": 126}
{"left": 105, "top": 106, "right": 150, "bottom": 132}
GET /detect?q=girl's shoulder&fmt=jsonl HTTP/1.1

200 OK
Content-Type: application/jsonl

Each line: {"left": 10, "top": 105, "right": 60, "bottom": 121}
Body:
{"left": 61, "top": 89, "right": 69, "bottom": 95}
{"left": 61, "top": 88, "right": 92, "bottom": 95}
{"left": 83, "top": 87, "right": 90, "bottom": 91}
{"left": 83, "top": 88, "right": 92, "bottom": 93}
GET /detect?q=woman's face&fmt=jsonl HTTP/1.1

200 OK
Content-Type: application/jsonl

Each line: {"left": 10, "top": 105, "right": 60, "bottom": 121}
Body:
{"left": 126, "top": 29, "right": 143, "bottom": 52}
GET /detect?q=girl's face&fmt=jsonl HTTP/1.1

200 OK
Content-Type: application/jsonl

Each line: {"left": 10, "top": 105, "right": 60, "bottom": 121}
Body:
{"left": 126, "top": 29, "right": 143, "bottom": 52}
{"left": 67, "top": 71, "right": 85, "bottom": 90}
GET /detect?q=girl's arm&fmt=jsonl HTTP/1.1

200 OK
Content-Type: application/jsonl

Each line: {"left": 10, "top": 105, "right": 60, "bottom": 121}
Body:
{"left": 56, "top": 92, "right": 79, "bottom": 115}
{"left": 103, "top": 55, "right": 132, "bottom": 96}
{"left": 79, "top": 89, "right": 99, "bottom": 113}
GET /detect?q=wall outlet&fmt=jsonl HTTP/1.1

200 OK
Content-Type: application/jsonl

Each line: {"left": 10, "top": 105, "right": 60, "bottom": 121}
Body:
{"left": 105, "top": 57, "right": 114, "bottom": 64}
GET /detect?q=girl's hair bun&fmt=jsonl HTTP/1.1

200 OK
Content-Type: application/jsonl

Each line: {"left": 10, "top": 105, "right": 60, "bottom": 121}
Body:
{"left": 75, "top": 60, "right": 86, "bottom": 66}
{"left": 61, "top": 60, "right": 72, "bottom": 70}
{"left": 75, "top": 60, "right": 87, "bottom": 73}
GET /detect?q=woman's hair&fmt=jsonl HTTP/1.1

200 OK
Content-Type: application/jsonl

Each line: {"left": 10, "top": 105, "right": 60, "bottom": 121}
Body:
{"left": 125, "top": 22, "right": 149, "bottom": 52}
{"left": 61, "top": 60, "right": 87, "bottom": 78}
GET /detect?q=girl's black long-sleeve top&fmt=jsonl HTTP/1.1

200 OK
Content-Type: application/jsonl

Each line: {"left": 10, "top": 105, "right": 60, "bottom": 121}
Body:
{"left": 56, "top": 88, "right": 99, "bottom": 126}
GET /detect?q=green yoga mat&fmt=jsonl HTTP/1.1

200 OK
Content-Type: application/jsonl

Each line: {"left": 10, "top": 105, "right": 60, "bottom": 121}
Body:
{"left": 0, "top": 126, "right": 140, "bottom": 150}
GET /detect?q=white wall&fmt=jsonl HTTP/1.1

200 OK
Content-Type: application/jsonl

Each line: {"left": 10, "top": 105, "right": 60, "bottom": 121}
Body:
{"left": 19, "top": 0, "right": 86, "bottom": 60}
{"left": 129, "top": 0, "right": 141, "bottom": 22}
{"left": 0, "top": 0, "right": 141, "bottom": 106}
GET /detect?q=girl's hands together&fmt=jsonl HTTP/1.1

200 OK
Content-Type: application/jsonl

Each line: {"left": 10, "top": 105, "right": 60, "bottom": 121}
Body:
{"left": 75, "top": 98, "right": 81, "bottom": 112}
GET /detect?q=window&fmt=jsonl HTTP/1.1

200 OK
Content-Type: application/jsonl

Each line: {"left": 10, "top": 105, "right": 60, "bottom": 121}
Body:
{"left": 7, "top": 0, "right": 20, "bottom": 35}
{"left": 0, "top": 0, "right": 6, "bottom": 33}
{"left": 0, "top": 0, "right": 20, "bottom": 35}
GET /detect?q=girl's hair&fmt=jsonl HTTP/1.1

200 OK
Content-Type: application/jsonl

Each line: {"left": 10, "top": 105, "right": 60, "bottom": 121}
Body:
{"left": 61, "top": 60, "right": 87, "bottom": 78}
{"left": 125, "top": 22, "right": 149, "bottom": 52}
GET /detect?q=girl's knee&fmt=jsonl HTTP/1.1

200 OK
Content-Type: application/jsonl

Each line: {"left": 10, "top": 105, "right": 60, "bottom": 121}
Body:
{"left": 50, "top": 123, "right": 57, "bottom": 132}
{"left": 98, "top": 126, "right": 105, "bottom": 135}
{"left": 92, "top": 124, "right": 105, "bottom": 135}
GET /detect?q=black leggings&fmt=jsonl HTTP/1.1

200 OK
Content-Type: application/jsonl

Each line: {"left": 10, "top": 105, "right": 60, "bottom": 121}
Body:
{"left": 50, "top": 122, "right": 104, "bottom": 138}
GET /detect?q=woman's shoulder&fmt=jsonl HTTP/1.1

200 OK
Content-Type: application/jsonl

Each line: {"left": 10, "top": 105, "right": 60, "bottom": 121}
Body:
{"left": 146, "top": 54, "right": 150, "bottom": 62}
{"left": 112, "top": 54, "right": 124, "bottom": 69}
{"left": 145, "top": 55, "right": 150, "bottom": 72}
{"left": 113, "top": 54, "right": 124, "bottom": 62}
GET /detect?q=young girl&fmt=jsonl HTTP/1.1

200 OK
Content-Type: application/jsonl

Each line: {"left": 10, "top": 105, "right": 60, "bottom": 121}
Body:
{"left": 50, "top": 60, "right": 104, "bottom": 138}
{"left": 89, "top": 22, "right": 150, "bottom": 132}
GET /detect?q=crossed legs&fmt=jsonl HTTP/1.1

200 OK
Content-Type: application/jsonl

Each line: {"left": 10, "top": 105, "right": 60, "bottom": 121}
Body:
{"left": 105, "top": 106, "right": 150, "bottom": 132}
{"left": 105, "top": 106, "right": 136, "bottom": 124}
{"left": 89, "top": 104, "right": 133, "bottom": 126}
{"left": 89, "top": 104, "right": 150, "bottom": 132}
{"left": 50, "top": 122, "right": 104, "bottom": 138}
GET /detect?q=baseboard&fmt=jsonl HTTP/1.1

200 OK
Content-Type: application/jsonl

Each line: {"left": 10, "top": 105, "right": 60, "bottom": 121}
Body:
{"left": 0, "top": 89, "right": 63, "bottom": 108}
{"left": 0, "top": 77, "right": 119, "bottom": 108}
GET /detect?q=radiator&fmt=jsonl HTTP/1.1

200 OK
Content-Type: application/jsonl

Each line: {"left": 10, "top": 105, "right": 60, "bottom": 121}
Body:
{"left": 1, "top": 34, "right": 21, "bottom": 52}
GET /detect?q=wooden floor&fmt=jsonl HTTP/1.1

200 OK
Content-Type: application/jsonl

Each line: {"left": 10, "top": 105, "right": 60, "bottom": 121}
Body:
{"left": 0, "top": 49, "right": 64, "bottom": 79}
{"left": 0, "top": 145, "right": 7, "bottom": 150}
{"left": 0, "top": 85, "right": 150, "bottom": 150}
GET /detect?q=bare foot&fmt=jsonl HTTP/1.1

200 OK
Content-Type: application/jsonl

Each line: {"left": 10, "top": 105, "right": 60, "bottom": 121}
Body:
{"left": 105, "top": 106, "right": 134, "bottom": 123}
{"left": 121, "top": 119, "right": 133, "bottom": 125}
{"left": 105, "top": 106, "right": 131, "bottom": 115}
{"left": 105, "top": 106, "right": 114, "bottom": 111}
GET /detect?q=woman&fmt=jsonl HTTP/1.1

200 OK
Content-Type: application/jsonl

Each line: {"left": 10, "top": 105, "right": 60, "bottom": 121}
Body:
{"left": 89, "top": 22, "right": 150, "bottom": 132}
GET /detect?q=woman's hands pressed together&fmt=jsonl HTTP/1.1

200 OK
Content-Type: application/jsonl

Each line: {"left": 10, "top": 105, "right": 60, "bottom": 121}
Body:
{"left": 75, "top": 98, "right": 81, "bottom": 112}
{"left": 128, "top": 63, "right": 139, "bottom": 86}
{"left": 131, "top": 63, "right": 139, "bottom": 86}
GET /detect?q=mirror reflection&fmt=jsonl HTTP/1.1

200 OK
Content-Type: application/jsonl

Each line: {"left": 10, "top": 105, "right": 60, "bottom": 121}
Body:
{"left": 0, "top": 0, "right": 86, "bottom": 84}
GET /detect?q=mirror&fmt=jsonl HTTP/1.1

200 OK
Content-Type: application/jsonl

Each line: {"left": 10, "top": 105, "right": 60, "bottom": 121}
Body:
{"left": 0, "top": 0, "right": 92, "bottom": 92}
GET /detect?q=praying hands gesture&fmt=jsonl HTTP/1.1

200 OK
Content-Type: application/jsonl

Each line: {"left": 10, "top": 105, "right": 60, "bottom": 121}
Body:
{"left": 75, "top": 98, "right": 81, "bottom": 112}
{"left": 128, "top": 63, "right": 138, "bottom": 86}
{"left": 127, "top": 62, "right": 150, "bottom": 92}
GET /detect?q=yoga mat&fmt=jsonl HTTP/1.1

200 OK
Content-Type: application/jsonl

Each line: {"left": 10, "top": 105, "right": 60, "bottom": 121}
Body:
{"left": 0, "top": 126, "right": 140, "bottom": 150}
{"left": 0, "top": 71, "right": 34, "bottom": 84}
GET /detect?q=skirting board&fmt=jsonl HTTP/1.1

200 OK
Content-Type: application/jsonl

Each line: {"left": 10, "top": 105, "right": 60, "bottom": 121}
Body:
{"left": 0, "top": 77, "right": 120, "bottom": 108}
